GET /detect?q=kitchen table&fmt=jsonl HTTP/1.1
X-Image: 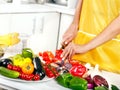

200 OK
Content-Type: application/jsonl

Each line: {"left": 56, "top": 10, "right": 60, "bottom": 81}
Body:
{"left": 0, "top": 70, "right": 120, "bottom": 90}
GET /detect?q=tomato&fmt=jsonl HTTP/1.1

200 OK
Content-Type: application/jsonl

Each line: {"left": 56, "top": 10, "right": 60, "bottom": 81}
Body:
{"left": 44, "top": 64, "right": 59, "bottom": 78}
{"left": 7, "top": 64, "right": 13, "bottom": 70}
{"left": 21, "top": 63, "right": 34, "bottom": 75}
{"left": 19, "top": 73, "right": 34, "bottom": 80}
{"left": 38, "top": 52, "right": 43, "bottom": 56}
{"left": 33, "top": 74, "right": 40, "bottom": 81}
{"left": 42, "top": 51, "right": 55, "bottom": 63}
{"left": 69, "top": 60, "right": 80, "bottom": 66}
{"left": 55, "top": 49, "right": 63, "bottom": 60}
{"left": 12, "top": 65, "right": 19, "bottom": 71}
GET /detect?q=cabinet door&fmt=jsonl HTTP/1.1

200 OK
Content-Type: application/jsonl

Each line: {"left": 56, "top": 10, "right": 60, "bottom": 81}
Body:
{"left": 27, "top": 12, "right": 60, "bottom": 53}
{"left": 0, "top": 14, "right": 11, "bottom": 34}
{"left": 10, "top": 14, "right": 35, "bottom": 35}
{"left": 57, "top": 14, "right": 73, "bottom": 48}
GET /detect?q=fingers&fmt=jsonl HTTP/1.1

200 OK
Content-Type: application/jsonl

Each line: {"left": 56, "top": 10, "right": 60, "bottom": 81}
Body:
{"left": 61, "top": 43, "right": 75, "bottom": 60}
{"left": 62, "top": 34, "right": 73, "bottom": 46}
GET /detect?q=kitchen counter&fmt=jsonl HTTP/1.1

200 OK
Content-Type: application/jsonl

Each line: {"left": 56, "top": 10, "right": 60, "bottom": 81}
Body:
{"left": 0, "top": 68, "right": 120, "bottom": 90}
{"left": 0, "top": 3, "right": 75, "bottom": 15}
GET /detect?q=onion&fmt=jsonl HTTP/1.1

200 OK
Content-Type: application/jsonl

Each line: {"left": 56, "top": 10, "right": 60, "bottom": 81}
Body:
{"left": 88, "top": 83, "right": 94, "bottom": 89}
{"left": 93, "top": 75, "right": 109, "bottom": 88}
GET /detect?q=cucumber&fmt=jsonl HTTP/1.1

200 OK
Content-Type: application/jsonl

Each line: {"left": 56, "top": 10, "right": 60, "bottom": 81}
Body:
{"left": 0, "top": 66, "right": 20, "bottom": 79}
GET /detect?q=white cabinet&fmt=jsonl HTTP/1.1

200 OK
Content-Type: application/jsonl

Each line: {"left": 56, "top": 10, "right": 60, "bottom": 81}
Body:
{"left": 25, "top": 12, "right": 60, "bottom": 53}
{"left": 0, "top": 14, "right": 11, "bottom": 34}
{"left": 57, "top": 13, "right": 73, "bottom": 48}
{"left": 10, "top": 14, "right": 35, "bottom": 35}
{"left": 0, "top": 12, "right": 60, "bottom": 53}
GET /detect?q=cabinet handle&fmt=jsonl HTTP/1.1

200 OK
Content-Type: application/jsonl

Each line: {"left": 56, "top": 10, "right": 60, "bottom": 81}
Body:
{"left": 38, "top": 16, "right": 44, "bottom": 33}
{"left": 33, "top": 16, "right": 44, "bottom": 34}
{"left": 32, "top": 17, "right": 36, "bottom": 34}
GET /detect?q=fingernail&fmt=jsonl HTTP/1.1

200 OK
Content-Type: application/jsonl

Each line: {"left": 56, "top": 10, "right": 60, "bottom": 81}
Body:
{"left": 65, "top": 42, "right": 67, "bottom": 45}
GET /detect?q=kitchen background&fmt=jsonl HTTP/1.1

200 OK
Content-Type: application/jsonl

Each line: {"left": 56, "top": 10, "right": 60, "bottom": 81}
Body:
{"left": 0, "top": 0, "right": 77, "bottom": 54}
{"left": 0, "top": 0, "right": 120, "bottom": 90}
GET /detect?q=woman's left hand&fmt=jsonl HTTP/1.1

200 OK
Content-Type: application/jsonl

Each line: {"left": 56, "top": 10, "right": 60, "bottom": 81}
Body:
{"left": 61, "top": 42, "right": 88, "bottom": 60}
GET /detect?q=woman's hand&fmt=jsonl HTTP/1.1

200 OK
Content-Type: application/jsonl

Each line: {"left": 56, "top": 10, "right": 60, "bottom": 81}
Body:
{"left": 61, "top": 23, "right": 78, "bottom": 46}
{"left": 61, "top": 42, "right": 89, "bottom": 60}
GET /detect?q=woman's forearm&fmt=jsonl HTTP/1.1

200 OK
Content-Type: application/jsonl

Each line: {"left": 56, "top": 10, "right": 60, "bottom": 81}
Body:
{"left": 72, "top": 0, "right": 83, "bottom": 26}
{"left": 86, "top": 15, "right": 120, "bottom": 50}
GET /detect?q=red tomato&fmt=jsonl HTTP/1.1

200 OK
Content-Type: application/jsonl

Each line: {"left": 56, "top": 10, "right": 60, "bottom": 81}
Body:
{"left": 12, "top": 65, "right": 19, "bottom": 71}
{"left": 33, "top": 74, "right": 40, "bottom": 81}
{"left": 42, "top": 51, "right": 55, "bottom": 63}
{"left": 7, "top": 64, "right": 13, "bottom": 70}
{"left": 55, "top": 49, "right": 63, "bottom": 60}
{"left": 69, "top": 60, "right": 80, "bottom": 66}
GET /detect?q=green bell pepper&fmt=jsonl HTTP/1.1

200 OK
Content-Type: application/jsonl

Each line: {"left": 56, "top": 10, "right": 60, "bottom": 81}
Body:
{"left": 94, "top": 86, "right": 108, "bottom": 90}
{"left": 111, "top": 85, "right": 119, "bottom": 90}
{"left": 22, "top": 48, "right": 33, "bottom": 59}
{"left": 56, "top": 73, "right": 73, "bottom": 88}
{"left": 69, "top": 76, "right": 87, "bottom": 90}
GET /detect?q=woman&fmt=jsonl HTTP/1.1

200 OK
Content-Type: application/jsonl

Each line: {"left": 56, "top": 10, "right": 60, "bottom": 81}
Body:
{"left": 61, "top": 0, "right": 120, "bottom": 73}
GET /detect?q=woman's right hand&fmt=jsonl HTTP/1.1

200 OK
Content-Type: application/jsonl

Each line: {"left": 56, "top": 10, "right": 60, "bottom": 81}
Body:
{"left": 61, "top": 23, "right": 78, "bottom": 46}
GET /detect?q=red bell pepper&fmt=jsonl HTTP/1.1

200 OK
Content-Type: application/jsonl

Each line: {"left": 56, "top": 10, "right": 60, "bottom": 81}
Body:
{"left": 69, "top": 63, "right": 86, "bottom": 78}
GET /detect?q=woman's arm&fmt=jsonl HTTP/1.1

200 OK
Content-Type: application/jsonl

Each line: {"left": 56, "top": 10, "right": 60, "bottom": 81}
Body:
{"left": 62, "top": 0, "right": 83, "bottom": 45}
{"left": 61, "top": 15, "right": 120, "bottom": 59}
{"left": 72, "top": 0, "right": 83, "bottom": 27}
{"left": 85, "top": 15, "right": 120, "bottom": 51}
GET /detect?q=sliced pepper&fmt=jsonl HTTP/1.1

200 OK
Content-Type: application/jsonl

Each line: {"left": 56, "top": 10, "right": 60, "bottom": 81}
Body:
{"left": 69, "top": 76, "right": 87, "bottom": 90}
{"left": 69, "top": 63, "right": 86, "bottom": 77}
{"left": 56, "top": 73, "right": 73, "bottom": 88}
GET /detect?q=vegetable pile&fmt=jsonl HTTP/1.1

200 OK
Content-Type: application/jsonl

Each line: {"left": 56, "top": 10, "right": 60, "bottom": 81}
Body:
{"left": 39, "top": 49, "right": 120, "bottom": 90}
{"left": 0, "top": 48, "right": 119, "bottom": 90}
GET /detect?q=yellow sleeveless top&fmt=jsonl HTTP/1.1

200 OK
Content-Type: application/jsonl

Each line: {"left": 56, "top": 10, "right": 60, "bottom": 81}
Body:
{"left": 73, "top": 0, "right": 120, "bottom": 73}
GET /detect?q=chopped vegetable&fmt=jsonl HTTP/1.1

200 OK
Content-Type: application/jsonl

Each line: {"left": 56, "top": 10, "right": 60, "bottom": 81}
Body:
{"left": 44, "top": 64, "right": 59, "bottom": 78}
{"left": 41, "top": 51, "right": 55, "bottom": 64}
{"left": 93, "top": 75, "right": 109, "bottom": 88}
{"left": 69, "top": 63, "right": 86, "bottom": 77}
